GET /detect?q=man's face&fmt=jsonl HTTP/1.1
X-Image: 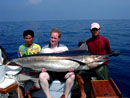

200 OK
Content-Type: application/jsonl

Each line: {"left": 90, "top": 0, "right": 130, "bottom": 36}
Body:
{"left": 24, "top": 35, "right": 33, "bottom": 46}
{"left": 50, "top": 32, "right": 60, "bottom": 47}
{"left": 91, "top": 28, "right": 100, "bottom": 37}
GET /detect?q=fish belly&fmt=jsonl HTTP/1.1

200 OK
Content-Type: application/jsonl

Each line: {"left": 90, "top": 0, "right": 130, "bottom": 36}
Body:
{"left": 16, "top": 59, "right": 80, "bottom": 72}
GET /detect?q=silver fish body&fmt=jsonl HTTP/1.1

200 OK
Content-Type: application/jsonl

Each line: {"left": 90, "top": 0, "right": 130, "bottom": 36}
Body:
{"left": 12, "top": 57, "right": 80, "bottom": 72}
{"left": 8, "top": 53, "right": 106, "bottom": 72}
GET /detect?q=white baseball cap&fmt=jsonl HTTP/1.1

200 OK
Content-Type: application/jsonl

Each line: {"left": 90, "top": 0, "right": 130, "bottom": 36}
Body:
{"left": 91, "top": 22, "right": 100, "bottom": 30}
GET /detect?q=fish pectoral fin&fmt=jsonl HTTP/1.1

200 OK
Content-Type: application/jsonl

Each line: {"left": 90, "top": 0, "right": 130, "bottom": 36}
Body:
{"left": 67, "top": 59, "right": 86, "bottom": 65}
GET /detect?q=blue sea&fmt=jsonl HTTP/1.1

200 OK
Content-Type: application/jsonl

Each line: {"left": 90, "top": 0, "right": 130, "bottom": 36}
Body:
{"left": 0, "top": 19, "right": 130, "bottom": 97}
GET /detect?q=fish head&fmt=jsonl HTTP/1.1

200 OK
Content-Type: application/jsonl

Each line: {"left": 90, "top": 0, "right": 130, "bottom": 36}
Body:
{"left": 84, "top": 55, "right": 107, "bottom": 68}
{"left": 84, "top": 55, "right": 103, "bottom": 63}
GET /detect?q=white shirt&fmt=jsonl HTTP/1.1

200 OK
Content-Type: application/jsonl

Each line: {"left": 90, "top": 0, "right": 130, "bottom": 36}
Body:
{"left": 41, "top": 44, "right": 68, "bottom": 53}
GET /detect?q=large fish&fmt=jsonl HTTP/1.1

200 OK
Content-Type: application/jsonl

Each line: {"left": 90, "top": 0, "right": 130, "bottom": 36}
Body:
{"left": 7, "top": 50, "right": 120, "bottom": 72}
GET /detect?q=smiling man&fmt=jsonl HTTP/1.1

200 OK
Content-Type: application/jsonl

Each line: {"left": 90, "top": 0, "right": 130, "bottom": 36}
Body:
{"left": 39, "top": 29, "right": 75, "bottom": 98}
{"left": 87, "top": 22, "right": 112, "bottom": 80}
{"left": 17, "top": 29, "right": 41, "bottom": 98}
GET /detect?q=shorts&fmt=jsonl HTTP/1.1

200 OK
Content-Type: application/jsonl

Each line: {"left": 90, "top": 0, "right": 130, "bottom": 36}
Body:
{"left": 47, "top": 71, "right": 67, "bottom": 84}
{"left": 16, "top": 74, "right": 40, "bottom": 88}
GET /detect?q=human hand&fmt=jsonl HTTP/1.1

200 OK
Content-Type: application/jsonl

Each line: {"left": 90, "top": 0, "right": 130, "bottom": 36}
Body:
{"left": 42, "top": 68, "right": 47, "bottom": 72}
{"left": 69, "top": 68, "right": 74, "bottom": 72}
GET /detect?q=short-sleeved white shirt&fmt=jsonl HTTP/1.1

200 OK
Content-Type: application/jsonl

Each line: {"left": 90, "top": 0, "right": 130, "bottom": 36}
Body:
{"left": 41, "top": 44, "right": 68, "bottom": 53}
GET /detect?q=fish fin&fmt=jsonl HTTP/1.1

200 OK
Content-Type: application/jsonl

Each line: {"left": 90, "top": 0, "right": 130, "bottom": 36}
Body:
{"left": 67, "top": 59, "right": 87, "bottom": 65}
{"left": 67, "top": 59, "right": 91, "bottom": 70}
{"left": 0, "top": 46, "right": 11, "bottom": 64}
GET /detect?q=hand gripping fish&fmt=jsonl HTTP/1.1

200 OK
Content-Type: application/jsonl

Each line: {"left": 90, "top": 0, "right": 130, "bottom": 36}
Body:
{"left": 6, "top": 50, "right": 120, "bottom": 72}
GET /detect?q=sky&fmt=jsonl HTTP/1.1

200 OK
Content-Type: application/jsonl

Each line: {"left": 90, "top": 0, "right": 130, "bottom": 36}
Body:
{"left": 0, "top": 0, "right": 130, "bottom": 21}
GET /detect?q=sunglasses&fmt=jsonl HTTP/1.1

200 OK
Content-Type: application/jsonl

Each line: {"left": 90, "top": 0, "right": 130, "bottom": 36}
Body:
{"left": 91, "top": 28, "right": 100, "bottom": 31}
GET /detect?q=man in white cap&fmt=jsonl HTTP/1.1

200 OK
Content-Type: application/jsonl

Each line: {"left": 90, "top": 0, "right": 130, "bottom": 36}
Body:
{"left": 87, "top": 22, "right": 112, "bottom": 80}
{"left": 71, "top": 22, "right": 112, "bottom": 98}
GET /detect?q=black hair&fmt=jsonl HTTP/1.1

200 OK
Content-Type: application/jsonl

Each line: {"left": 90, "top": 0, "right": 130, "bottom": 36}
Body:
{"left": 23, "top": 30, "right": 34, "bottom": 38}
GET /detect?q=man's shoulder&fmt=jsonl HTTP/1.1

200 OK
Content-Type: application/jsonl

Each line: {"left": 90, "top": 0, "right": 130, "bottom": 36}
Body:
{"left": 100, "top": 36, "right": 109, "bottom": 41}
{"left": 33, "top": 43, "right": 41, "bottom": 48}
{"left": 19, "top": 44, "right": 25, "bottom": 49}
{"left": 41, "top": 44, "right": 51, "bottom": 53}
{"left": 59, "top": 44, "right": 67, "bottom": 48}
{"left": 57, "top": 44, "right": 68, "bottom": 52}
{"left": 87, "top": 38, "right": 91, "bottom": 41}
{"left": 42, "top": 44, "right": 49, "bottom": 49}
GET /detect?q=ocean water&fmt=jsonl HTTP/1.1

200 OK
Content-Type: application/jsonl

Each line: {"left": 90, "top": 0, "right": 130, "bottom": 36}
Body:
{"left": 0, "top": 19, "right": 130, "bottom": 97}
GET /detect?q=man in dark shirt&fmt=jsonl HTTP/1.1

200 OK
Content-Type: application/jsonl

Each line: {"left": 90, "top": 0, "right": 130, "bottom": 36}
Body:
{"left": 87, "top": 22, "right": 112, "bottom": 80}
{"left": 71, "top": 22, "right": 112, "bottom": 98}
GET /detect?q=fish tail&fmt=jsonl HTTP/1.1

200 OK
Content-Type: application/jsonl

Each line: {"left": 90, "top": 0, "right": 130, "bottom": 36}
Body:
{"left": 0, "top": 46, "right": 11, "bottom": 64}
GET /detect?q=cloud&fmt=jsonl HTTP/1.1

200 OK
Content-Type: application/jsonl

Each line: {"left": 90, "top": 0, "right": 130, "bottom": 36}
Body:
{"left": 28, "top": 0, "right": 43, "bottom": 4}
